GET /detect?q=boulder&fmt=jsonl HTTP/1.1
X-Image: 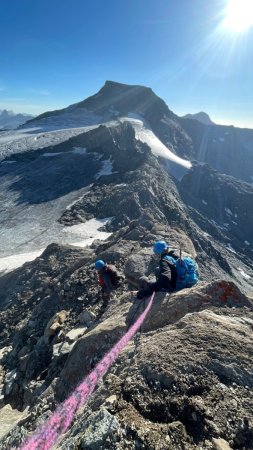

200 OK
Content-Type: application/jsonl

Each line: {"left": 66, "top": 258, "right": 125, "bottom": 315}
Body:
{"left": 65, "top": 327, "right": 87, "bottom": 343}
{"left": 78, "top": 310, "right": 96, "bottom": 327}
{"left": 212, "top": 438, "right": 232, "bottom": 450}
{"left": 44, "top": 310, "right": 68, "bottom": 337}
{"left": 53, "top": 341, "right": 75, "bottom": 358}
{"left": 0, "top": 404, "right": 29, "bottom": 441}
{"left": 127, "top": 280, "right": 252, "bottom": 333}
{"left": 56, "top": 314, "right": 126, "bottom": 397}
{"left": 79, "top": 408, "right": 121, "bottom": 449}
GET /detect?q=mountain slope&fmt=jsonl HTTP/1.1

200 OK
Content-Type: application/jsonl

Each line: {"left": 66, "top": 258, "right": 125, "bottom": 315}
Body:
{"left": 0, "top": 110, "right": 34, "bottom": 129}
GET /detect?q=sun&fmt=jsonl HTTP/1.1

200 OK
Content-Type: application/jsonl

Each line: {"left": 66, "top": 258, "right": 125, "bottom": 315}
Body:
{"left": 223, "top": 0, "right": 253, "bottom": 32}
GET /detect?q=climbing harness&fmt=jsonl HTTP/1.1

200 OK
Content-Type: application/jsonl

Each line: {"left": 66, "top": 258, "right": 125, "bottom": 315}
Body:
{"left": 19, "top": 292, "right": 155, "bottom": 450}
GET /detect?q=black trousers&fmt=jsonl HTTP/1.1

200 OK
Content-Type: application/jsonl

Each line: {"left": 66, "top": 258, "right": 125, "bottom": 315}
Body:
{"left": 137, "top": 276, "right": 173, "bottom": 298}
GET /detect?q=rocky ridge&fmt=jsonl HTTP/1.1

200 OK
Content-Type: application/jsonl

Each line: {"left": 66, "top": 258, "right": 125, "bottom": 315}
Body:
{"left": 0, "top": 82, "right": 253, "bottom": 449}
{"left": 0, "top": 217, "right": 252, "bottom": 448}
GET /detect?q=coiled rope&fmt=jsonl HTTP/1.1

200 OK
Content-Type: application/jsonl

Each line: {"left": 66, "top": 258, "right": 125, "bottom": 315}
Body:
{"left": 19, "top": 292, "right": 155, "bottom": 450}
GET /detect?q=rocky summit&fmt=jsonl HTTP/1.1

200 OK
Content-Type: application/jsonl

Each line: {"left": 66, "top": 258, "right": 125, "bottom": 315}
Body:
{"left": 0, "top": 81, "right": 253, "bottom": 449}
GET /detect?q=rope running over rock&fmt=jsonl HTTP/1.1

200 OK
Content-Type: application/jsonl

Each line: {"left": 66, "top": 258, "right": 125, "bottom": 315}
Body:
{"left": 19, "top": 292, "right": 155, "bottom": 450}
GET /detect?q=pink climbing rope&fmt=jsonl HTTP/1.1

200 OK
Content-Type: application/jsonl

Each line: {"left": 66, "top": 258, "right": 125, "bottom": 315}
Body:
{"left": 19, "top": 293, "right": 155, "bottom": 450}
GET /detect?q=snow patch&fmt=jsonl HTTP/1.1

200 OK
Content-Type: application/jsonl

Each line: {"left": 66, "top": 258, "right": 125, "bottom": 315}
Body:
{"left": 0, "top": 217, "right": 112, "bottom": 274}
{"left": 202, "top": 199, "right": 208, "bottom": 205}
{"left": 244, "top": 240, "right": 250, "bottom": 246}
{"left": 71, "top": 147, "right": 87, "bottom": 155}
{"left": 42, "top": 152, "right": 63, "bottom": 157}
{"left": 225, "top": 207, "right": 233, "bottom": 216}
{"left": 42, "top": 147, "right": 87, "bottom": 158}
{"left": 66, "top": 185, "right": 92, "bottom": 210}
{"left": 0, "top": 250, "right": 43, "bottom": 275}
{"left": 64, "top": 217, "right": 112, "bottom": 247}
{"left": 95, "top": 158, "right": 115, "bottom": 179}
{"left": 238, "top": 268, "right": 251, "bottom": 280}
{"left": 118, "top": 116, "right": 191, "bottom": 181}
{"left": 226, "top": 244, "right": 236, "bottom": 254}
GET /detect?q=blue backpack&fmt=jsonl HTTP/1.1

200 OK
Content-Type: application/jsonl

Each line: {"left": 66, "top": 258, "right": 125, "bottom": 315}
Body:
{"left": 164, "top": 255, "right": 199, "bottom": 290}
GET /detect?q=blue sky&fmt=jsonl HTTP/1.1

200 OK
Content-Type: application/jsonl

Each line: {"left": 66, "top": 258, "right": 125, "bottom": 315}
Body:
{"left": 1, "top": 0, "right": 253, "bottom": 128}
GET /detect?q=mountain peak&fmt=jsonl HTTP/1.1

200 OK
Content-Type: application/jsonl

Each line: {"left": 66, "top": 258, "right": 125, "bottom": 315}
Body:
{"left": 102, "top": 80, "right": 152, "bottom": 92}
{"left": 29, "top": 80, "right": 175, "bottom": 126}
{"left": 183, "top": 111, "right": 215, "bottom": 126}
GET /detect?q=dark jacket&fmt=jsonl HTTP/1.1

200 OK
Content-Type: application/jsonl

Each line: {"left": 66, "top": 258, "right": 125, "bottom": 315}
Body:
{"left": 137, "top": 250, "right": 179, "bottom": 298}
{"left": 98, "top": 264, "right": 118, "bottom": 292}
{"left": 158, "top": 250, "right": 179, "bottom": 290}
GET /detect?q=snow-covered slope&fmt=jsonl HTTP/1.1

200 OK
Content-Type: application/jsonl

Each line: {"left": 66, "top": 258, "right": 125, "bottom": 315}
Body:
{"left": 118, "top": 115, "right": 191, "bottom": 180}
{"left": 23, "top": 107, "right": 103, "bottom": 131}
{"left": 0, "top": 126, "right": 98, "bottom": 161}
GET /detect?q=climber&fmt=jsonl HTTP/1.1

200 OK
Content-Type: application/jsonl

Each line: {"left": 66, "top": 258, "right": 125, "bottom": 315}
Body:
{"left": 95, "top": 259, "right": 120, "bottom": 307}
{"left": 136, "top": 240, "right": 199, "bottom": 299}
{"left": 136, "top": 241, "right": 179, "bottom": 299}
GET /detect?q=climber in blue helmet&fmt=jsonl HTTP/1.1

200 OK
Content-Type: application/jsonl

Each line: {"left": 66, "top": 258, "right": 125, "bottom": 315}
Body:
{"left": 136, "top": 240, "right": 179, "bottom": 299}
{"left": 95, "top": 259, "right": 120, "bottom": 307}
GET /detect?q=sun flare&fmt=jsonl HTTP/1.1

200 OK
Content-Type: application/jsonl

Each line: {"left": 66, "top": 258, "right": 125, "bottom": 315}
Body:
{"left": 223, "top": 0, "right": 253, "bottom": 32}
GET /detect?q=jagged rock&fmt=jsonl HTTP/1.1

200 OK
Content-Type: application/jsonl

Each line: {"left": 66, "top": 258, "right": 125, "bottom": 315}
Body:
{"left": 53, "top": 341, "right": 75, "bottom": 358}
{"left": 4, "top": 370, "right": 17, "bottom": 396}
{"left": 78, "top": 310, "right": 96, "bottom": 327}
{"left": 212, "top": 438, "right": 232, "bottom": 450}
{"left": 0, "top": 347, "right": 11, "bottom": 363}
{"left": 0, "top": 404, "right": 28, "bottom": 441}
{"left": 79, "top": 408, "right": 121, "bottom": 449}
{"left": 126, "top": 280, "right": 252, "bottom": 333}
{"left": 65, "top": 327, "right": 87, "bottom": 342}
{"left": 56, "top": 315, "right": 127, "bottom": 398}
{"left": 44, "top": 310, "right": 68, "bottom": 337}
{"left": 124, "top": 248, "right": 154, "bottom": 287}
{"left": 103, "top": 394, "right": 117, "bottom": 411}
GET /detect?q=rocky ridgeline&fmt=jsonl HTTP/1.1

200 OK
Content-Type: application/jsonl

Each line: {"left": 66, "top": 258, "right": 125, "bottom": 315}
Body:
{"left": 0, "top": 107, "right": 253, "bottom": 447}
{"left": 0, "top": 217, "right": 252, "bottom": 449}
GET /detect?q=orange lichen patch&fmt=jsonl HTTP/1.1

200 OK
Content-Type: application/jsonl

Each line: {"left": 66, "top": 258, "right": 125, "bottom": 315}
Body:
{"left": 213, "top": 281, "right": 241, "bottom": 305}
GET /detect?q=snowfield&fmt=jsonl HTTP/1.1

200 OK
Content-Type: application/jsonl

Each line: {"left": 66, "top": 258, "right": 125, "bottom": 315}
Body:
{"left": 0, "top": 126, "right": 98, "bottom": 161}
{"left": 118, "top": 115, "right": 192, "bottom": 180}
{"left": 0, "top": 217, "right": 112, "bottom": 275}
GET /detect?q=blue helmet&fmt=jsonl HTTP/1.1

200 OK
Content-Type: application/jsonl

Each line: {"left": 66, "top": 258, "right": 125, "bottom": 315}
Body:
{"left": 95, "top": 259, "right": 106, "bottom": 270}
{"left": 153, "top": 240, "right": 169, "bottom": 255}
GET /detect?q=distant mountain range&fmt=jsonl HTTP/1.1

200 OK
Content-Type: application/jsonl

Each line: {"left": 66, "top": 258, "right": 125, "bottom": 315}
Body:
{"left": 182, "top": 111, "right": 215, "bottom": 125}
{"left": 0, "top": 109, "right": 34, "bottom": 129}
